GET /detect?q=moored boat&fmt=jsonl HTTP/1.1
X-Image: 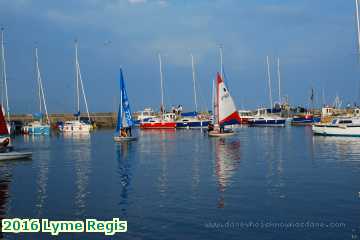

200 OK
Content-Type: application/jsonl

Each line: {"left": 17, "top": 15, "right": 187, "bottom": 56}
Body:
{"left": 22, "top": 47, "right": 51, "bottom": 135}
{"left": 248, "top": 108, "right": 286, "bottom": 127}
{"left": 60, "top": 40, "right": 92, "bottom": 133}
{"left": 140, "top": 54, "right": 176, "bottom": 129}
{"left": 312, "top": 117, "right": 360, "bottom": 137}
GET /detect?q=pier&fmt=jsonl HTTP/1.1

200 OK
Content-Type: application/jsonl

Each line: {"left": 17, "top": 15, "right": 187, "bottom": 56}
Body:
{"left": 10, "top": 112, "right": 119, "bottom": 129}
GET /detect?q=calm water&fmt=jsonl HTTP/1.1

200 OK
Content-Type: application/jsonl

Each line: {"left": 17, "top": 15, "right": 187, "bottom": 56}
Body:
{"left": 1, "top": 127, "right": 360, "bottom": 239}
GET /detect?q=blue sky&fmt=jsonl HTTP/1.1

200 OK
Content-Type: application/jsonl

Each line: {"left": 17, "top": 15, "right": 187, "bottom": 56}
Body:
{"left": 0, "top": 0, "right": 359, "bottom": 113}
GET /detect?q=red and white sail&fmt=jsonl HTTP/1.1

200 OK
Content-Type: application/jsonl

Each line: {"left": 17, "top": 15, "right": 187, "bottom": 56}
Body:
{"left": 215, "top": 73, "right": 241, "bottom": 125}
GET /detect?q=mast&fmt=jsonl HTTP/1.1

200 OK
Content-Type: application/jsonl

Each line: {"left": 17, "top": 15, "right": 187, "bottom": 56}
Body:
{"left": 356, "top": 0, "right": 360, "bottom": 55}
{"left": 219, "top": 46, "right": 224, "bottom": 79}
{"left": 158, "top": 53, "right": 165, "bottom": 114}
{"left": 355, "top": 0, "right": 360, "bottom": 102}
{"left": 191, "top": 54, "right": 198, "bottom": 113}
{"left": 1, "top": 28, "right": 9, "bottom": 122}
{"left": 277, "top": 57, "right": 281, "bottom": 103}
{"left": 120, "top": 71, "right": 123, "bottom": 129}
{"left": 75, "top": 41, "right": 91, "bottom": 122}
{"left": 266, "top": 56, "right": 273, "bottom": 110}
{"left": 75, "top": 40, "right": 80, "bottom": 121}
{"left": 35, "top": 47, "right": 50, "bottom": 124}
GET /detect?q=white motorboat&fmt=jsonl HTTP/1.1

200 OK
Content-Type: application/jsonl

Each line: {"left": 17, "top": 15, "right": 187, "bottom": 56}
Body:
{"left": 312, "top": 117, "right": 360, "bottom": 137}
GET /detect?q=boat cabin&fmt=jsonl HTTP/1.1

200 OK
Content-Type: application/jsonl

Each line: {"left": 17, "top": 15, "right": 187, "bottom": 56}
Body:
{"left": 322, "top": 107, "right": 334, "bottom": 117}
{"left": 163, "top": 113, "right": 176, "bottom": 121}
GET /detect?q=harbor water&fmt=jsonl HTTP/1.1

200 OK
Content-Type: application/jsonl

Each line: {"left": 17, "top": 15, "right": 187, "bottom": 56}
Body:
{"left": 1, "top": 127, "right": 360, "bottom": 239}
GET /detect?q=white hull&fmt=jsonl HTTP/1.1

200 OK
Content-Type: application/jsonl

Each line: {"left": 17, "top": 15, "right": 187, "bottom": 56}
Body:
{"left": 0, "top": 151, "right": 32, "bottom": 160}
{"left": 312, "top": 125, "right": 360, "bottom": 137}
{"left": 61, "top": 121, "right": 91, "bottom": 133}
{"left": 208, "top": 130, "right": 235, "bottom": 137}
{"left": 113, "top": 136, "right": 137, "bottom": 142}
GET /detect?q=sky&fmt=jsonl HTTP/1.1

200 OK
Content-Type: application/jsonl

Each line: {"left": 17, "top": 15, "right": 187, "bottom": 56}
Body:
{"left": 0, "top": 0, "right": 359, "bottom": 114}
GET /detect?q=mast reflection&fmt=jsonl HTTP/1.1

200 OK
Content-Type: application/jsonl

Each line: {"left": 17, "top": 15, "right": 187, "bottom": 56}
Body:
{"left": 213, "top": 138, "right": 241, "bottom": 208}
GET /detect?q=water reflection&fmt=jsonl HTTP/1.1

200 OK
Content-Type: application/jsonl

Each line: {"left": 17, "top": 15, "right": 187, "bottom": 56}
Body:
{"left": 139, "top": 130, "right": 176, "bottom": 199}
{"left": 28, "top": 136, "right": 51, "bottom": 217}
{"left": 264, "top": 131, "right": 286, "bottom": 199}
{"left": 213, "top": 138, "right": 241, "bottom": 208}
{"left": 64, "top": 134, "right": 92, "bottom": 216}
{"left": 312, "top": 136, "right": 360, "bottom": 169}
{"left": 0, "top": 166, "right": 11, "bottom": 239}
{"left": 115, "top": 143, "right": 135, "bottom": 216}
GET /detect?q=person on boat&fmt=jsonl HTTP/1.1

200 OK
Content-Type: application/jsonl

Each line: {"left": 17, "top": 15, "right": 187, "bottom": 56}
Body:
{"left": 220, "top": 125, "right": 225, "bottom": 133}
{"left": 125, "top": 127, "right": 132, "bottom": 137}
{"left": 120, "top": 128, "right": 127, "bottom": 137}
{"left": 208, "top": 123, "right": 214, "bottom": 132}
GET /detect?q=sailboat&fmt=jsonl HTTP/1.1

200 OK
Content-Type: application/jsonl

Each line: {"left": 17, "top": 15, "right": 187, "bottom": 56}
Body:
{"left": 22, "top": 47, "right": 50, "bottom": 135}
{"left": 114, "top": 68, "right": 137, "bottom": 142}
{"left": 0, "top": 28, "right": 11, "bottom": 134}
{"left": 208, "top": 72, "right": 242, "bottom": 137}
{"left": 140, "top": 54, "right": 176, "bottom": 129}
{"left": 248, "top": 56, "right": 286, "bottom": 127}
{"left": 176, "top": 54, "right": 210, "bottom": 129}
{"left": 61, "top": 40, "right": 92, "bottom": 133}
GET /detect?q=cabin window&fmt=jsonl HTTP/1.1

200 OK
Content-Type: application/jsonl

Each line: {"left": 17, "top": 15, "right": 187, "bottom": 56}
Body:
{"left": 339, "top": 120, "right": 352, "bottom": 124}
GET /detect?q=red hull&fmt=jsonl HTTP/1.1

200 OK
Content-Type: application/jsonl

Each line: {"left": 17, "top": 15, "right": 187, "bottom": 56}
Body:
{"left": 140, "top": 121, "right": 176, "bottom": 129}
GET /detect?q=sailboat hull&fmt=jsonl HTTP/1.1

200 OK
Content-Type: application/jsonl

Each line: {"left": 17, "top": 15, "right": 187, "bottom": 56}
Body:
{"left": 61, "top": 121, "right": 91, "bottom": 133}
{"left": 113, "top": 136, "right": 137, "bottom": 142}
{"left": 22, "top": 124, "right": 50, "bottom": 135}
{"left": 208, "top": 130, "right": 235, "bottom": 137}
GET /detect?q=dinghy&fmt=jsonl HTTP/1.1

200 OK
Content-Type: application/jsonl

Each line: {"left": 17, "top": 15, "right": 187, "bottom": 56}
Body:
{"left": 113, "top": 68, "right": 137, "bottom": 142}
{"left": 0, "top": 105, "right": 32, "bottom": 160}
{"left": 208, "top": 72, "right": 241, "bottom": 137}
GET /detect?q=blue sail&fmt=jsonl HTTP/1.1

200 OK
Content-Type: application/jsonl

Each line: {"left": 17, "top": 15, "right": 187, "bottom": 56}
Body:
{"left": 116, "top": 68, "right": 133, "bottom": 133}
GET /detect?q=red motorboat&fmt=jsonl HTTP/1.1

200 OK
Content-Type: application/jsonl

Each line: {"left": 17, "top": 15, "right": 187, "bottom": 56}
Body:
{"left": 140, "top": 121, "right": 176, "bottom": 129}
{"left": 139, "top": 113, "right": 176, "bottom": 129}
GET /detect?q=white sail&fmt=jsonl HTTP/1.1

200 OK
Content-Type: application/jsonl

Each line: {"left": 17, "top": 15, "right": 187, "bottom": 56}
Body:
{"left": 216, "top": 73, "right": 240, "bottom": 125}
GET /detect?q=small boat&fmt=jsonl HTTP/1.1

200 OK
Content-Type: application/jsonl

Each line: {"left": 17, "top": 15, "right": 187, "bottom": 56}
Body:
{"left": 113, "top": 68, "right": 137, "bottom": 142}
{"left": 22, "top": 47, "right": 51, "bottom": 135}
{"left": 312, "top": 117, "right": 360, "bottom": 137}
{"left": 139, "top": 54, "right": 176, "bottom": 129}
{"left": 60, "top": 40, "right": 92, "bottom": 133}
{"left": 0, "top": 105, "right": 32, "bottom": 160}
{"left": 208, "top": 71, "right": 242, "bottom": 137}
{"left": 248, "top": 108, "right": 286, "bottom": 127}
{"left": 140, "top": 113, "right": 177, "bottom": 129}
